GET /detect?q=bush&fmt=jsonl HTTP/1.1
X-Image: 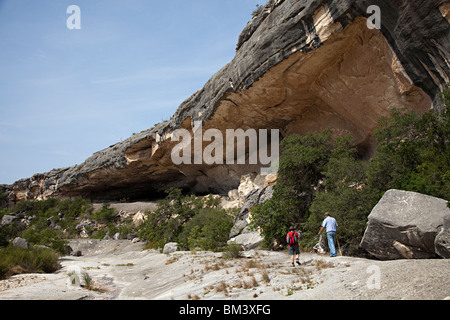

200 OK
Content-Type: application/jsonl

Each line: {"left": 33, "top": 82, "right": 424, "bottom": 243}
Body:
{"left": 250, "top": 129, "right": 334, "bottom": 248}
{"left": 303, "top": 135, "right": 378, "bottom": 253}
{"left": 138, "top": 189, "right": 234, "bottom": 251}
{"left": 178, "top": 207, "right": 234, "bottom": 251}
{"left": 252, "top": 4, "right": 264, "bottom": 17}
{"left": 138, "top": 189, "right": 223, "bottom": 249}
{"left": 21, "top": 227, "right": 68, "bottom": 255}
{"left": 0, "top": 197, "right": 94, "bottom": 250}
{"left": 12, "top": 198, "right": 60, "bottom": 218}
{"left": 0, "top": 191, "right": 7, "bottom": 210}
{"left": 0, "top": 246, "right": 61, "bottom": 279}
{"left": 92, "top": 204, "right": 117, "bottom": 224}
{"left": 367, "top": 94, "right": 450, "bottom": 200}
{"left": 0, "top": 264, "right": 8, "bottom": 280}
{"left": 222, "top": 242, "right": 243, "bottom": 259}
{"left": 57, "top": 197, "right": 93, "bottom": 234}
{"left": 0, "top": 223, "right": 26, "bottom": 248}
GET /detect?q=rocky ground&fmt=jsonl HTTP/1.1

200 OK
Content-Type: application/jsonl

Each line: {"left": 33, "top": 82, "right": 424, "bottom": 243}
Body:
{"left": 0, "top": 239, "right": 449, "bottom": 300}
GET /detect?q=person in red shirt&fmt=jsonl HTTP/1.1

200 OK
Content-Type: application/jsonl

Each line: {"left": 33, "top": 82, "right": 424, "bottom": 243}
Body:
{"left": 286, "top": 226, "right": 301, "bottom": 267}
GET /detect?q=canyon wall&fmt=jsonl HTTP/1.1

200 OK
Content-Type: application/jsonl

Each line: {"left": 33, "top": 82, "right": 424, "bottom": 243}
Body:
{"left": 4, "top": 0, "right": 450, "bottom": 202}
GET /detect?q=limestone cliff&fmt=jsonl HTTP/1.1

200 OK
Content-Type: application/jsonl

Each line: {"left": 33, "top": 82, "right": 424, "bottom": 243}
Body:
{"left": 5, "top": 0, "right": 450, "bottom": 202}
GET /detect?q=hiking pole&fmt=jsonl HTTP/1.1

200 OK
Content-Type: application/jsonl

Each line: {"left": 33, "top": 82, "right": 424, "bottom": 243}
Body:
{"left": 336, "top": 235, "right": 342, "bottom": 256}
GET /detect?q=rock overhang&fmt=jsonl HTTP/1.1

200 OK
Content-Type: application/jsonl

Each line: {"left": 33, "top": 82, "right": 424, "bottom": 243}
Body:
{"left": 4, "top": 0, "right": 449, "bottom": 202}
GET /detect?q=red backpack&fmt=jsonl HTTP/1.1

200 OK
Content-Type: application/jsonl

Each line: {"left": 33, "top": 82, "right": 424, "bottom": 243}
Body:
{"left": 287, "top": 231, "right": 298, "bottom": 246}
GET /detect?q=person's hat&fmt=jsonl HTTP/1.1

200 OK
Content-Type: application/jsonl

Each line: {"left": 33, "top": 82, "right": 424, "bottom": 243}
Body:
{"left": 289, "top": 226, "right": 295, "bottom": 231}
{"left": 324, "top": 212, "right": 330, "bottom": 216}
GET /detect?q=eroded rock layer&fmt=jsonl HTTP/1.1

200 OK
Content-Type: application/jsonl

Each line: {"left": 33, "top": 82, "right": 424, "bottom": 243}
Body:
{"left": 4, "top": 0, "right": 450, "bottom": 202}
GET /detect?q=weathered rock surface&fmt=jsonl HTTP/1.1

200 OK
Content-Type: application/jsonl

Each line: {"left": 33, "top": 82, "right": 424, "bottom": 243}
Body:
{"left": 12, "top": 237, "right": 29, "bottom": 250}
{"left": 435, "top": 216, "right": 450, "bottom": 258}
{"left": 360, "top": 190, "right": 450, "bottom": 260}
{"left": 1, "top": 214, "right": 19, "bottom": 226}
{"left": 229, "top": 184, "right": 274, "bottom": 250}
{"left": 4, "top": 0, "right": 449, "bottom": 202}
{"left": 229, "top": 186, "right": 273, "bottom": 237}
{"left": 162, "top": 242, "right": 178, "bottom": 254}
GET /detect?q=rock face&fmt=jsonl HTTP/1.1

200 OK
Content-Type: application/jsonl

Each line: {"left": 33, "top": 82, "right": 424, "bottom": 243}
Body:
{"left": 435, "top": 216, "right": 450, "bottom": 258}
{"left": 313, "top": 235, "right": 329, "bottom": 255}
{"left": 360, "top": 190, "right": 450, "bottom": 260}
{"left": 162, "top": 242, "right": 178, "bottom": 254}
{"left": 4, "top": 0, "right": 450, "bottom": 202}
{"left": 229, "top": 185, "right": 274, "bottom": 250}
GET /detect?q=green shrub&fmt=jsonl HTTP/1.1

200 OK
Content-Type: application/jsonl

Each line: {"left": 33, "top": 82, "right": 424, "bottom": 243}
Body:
{"left": 57, "top": 197, "right": 93, "bottom": 234}
{"left": 0, "top": 246, "right": 61, "bottom": 279}
{"left": 92, "top": 204, "right": 117, "bottom": 224}
{"left": 0, "top": 263, "right": 8, "bottom": 280}
{"left": 137, "top": 210, "right": 167, "bottom": 249}
{"left": 178, "top": 207, "right": 234, "bottom": 251}
{"left": 222, "top": 242, "right": 243, "bottom": 259}
{"left": 21, "top": 227, "right": 68, "bottom": 255}
{"left": 0, "top": 191, "right": 7, "bottom": 210}
{"left": 367, "top": 95, "right": 450, "bottom": 200}
{"left": 0, "top": 197, "right": 94, "bottom": 249}
{"left": 0, "top": 223, "right": 26, "bottom": 248}
{"left": 303, "top": 135, "right": 378, "bottom": 253}
{"left": 250, "top": 129, "right": 334, "bottom": 248}
{"left": 12, "top": 198, "right": 59, "bottom": 219}
{"left": 138, "top": 189, "right": 222, "bottom": 249}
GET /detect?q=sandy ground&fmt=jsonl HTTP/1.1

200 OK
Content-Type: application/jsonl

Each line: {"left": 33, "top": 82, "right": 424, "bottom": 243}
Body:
{"left": 0, "top": 239, "right": 449, "bottom": 300}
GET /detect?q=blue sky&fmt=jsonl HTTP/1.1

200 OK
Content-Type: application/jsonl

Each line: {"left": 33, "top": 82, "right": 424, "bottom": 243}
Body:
{"left": 0, "top": 0, "right": 265, "bottom": 184}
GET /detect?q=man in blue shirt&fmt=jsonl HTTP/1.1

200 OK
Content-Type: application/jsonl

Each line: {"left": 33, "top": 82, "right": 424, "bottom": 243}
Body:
{"left": 318, "top": 212, "right": 339, "bottom": 257}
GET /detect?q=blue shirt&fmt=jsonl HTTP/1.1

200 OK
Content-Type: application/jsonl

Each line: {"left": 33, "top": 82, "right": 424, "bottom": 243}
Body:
{"left": 322, "top": 216, "right": 338, "bottom": 233}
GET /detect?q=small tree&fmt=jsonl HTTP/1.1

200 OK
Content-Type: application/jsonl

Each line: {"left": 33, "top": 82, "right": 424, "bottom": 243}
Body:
{"left": 367, "top": 85, "right": 450, "bottom": 201}
{"left": 305, "top": 135, "right": 378, "bottom": 252}
{"left": 178, "top": 207, "right": 234, "bottom": 251}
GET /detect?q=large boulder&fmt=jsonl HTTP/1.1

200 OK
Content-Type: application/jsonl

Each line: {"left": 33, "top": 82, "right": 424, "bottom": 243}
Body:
{"left": 163, "top": 242, "right": 178, "bottom": 254}
{"left": 435, "top": 216, "right": 450, "bottom": 258}
{"left": 12, "top": 237, "right": 29, "bottom": 249}
{"left": 360, "top": 190, "right": 450, "bottom": 260}
{"left": 230, "top": 232, "right": 263, "bottom": 251}
{"left": 1, "top": 214, "right": 19, "bottom": 226}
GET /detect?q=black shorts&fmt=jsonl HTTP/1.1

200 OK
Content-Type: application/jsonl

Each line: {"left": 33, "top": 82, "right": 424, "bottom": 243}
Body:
{"left": 288, "top": 246, "right": 300, "bottom": 255}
